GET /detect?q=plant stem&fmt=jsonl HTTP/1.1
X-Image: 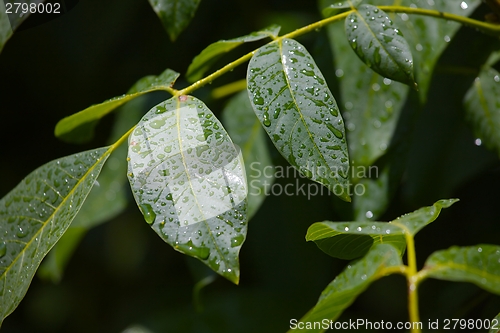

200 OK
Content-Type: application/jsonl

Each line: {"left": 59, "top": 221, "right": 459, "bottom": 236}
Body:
{"left": 405, "top": 232, "right": 421, "bottom": 333}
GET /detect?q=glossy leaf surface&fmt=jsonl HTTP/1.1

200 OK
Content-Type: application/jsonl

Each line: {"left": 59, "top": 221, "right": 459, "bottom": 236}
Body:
{"left": 148, "top": 0, "right": 201, "bottom": 41}
{"left": 247, "top": 38, "right": 350, "bottom": 202}
{"left": 345, "top": 4, "right": 415, "bottom": 87}
{"left": 307, "top": 199, "right": 457, "bottom": 259}
{"left": 288, "top": 244, "right": 402, "bottom": 333}
{"left": 464, "top": 66, "right": 500, "bottom": 156}
{"left": 186, "top": 25, "right": 280, "bottom": 82}
{"left": 223, "top": 91, "right": 273, "bottom": 219}
{"left": 424, "top": 244, "right": 500, "bottom": 295}
{"left": 0, "top": 147, "right": 111, "bottom": 323}
{"left": 127, "top": 96, "right": 247, "bottom": 283}
{"left": 319, "top": 0, "right": 361, "bottom": 18}
{"left": 55, "top": 68, "right": 179, "bottom": 143}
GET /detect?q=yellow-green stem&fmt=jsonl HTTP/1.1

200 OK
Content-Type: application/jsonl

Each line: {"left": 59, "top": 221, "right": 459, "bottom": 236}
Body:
{"left": 405, "top": 232, "right": 421, "bottom": 333}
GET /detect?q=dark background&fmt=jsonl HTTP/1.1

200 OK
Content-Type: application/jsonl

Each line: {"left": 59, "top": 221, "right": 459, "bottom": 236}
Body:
{"left": 1, "top": 0, "right": 499, "bottom": 332}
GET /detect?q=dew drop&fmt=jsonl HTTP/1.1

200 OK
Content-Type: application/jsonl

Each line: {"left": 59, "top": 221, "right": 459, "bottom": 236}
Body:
{"left": 344, "top": 226, "right": 349, "bottom": 231}
{"left": 357, "top": 227, "right": 362, "bottom": 232}
{"left": 444, "top": 35, "right": 451, "bottom": 43}
{"left": 365, "top": 211, "right": 374, "bottom": 219}
{"left": 253, "top": 96, "right": 265, "bottom": 105}
{"left": 0, "top": 242, "right": 6, "bottom": 258}
{"left": 335, "top": 69, "right": 344, "bottom": 78}
{"left": 230, "top": 235, "right": 245, "bottom": 248}
{"left": 460, "top": 1, "right": 468, "bottom": 9}
{"left": 475, "top": 138, "right": 482, "bottom": 146}
{"left": 17, "top": 227, "right": 28, "bottom": 238}
{"left": 494, "top": 75, "right": 500, "bottom": 82}
{"left": 139, "top": 204, "right": 156, "bottom": 225}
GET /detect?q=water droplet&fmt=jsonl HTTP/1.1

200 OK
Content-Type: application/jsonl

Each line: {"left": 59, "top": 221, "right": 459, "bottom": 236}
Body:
{"left": 383, "top": 78, "right": 392, "bottom": 85}
{"left": 263, "top": 113, "right": 271, "bottom": 127}
{"left": 494, "top": 75, "right": 500, "bottom": 82}
{"left": 357, "top": 227, "right": 362, "bottom": 232}
{"left": 460, "top": 1, "right": 468, "bottom": 9}
{"left": 326, "top": 124, "right": 343, "bottom": 139}
{"left": 0, "top": 242, "right": 6, "bottom": 258}
{"left": 230, "top": 235, "right": 245, "bottom": 248}
{"left": 17, "top": 226, "right": 28, "bottom": 238}
{"left": 253, "top": 96, "right": 265, "bottom": 105}
{"left": 477, "top": 247, "right": 482, "bottom": 253}
{"left": 372, "top": 83, "right": 380, "bottom": 91}
{"left": 385, "top": 229, "right": 391, "bottom": 234}
{"left": 365, "top": 211, "right": 374, "bottom": 219}
{"left": 175, "top": 240, "right": 210, "bottom": 260}
{"left": 335, "top": 69, "right": 344, "bottom": 77}
{"left": 444, "top": 35, "right": 451, "bottom": 43}
{"left": 139, "top": 204, "right": 156, "bottom": 225}
{"left": 475, "top": 138, "right": 482, "bottom": 146}
{"left": 361, "top": 274, "right": 367, "bottom": 280}
{"left": 415, "top": 43, "right": 423, "bottom": 52}
{"left": 344, "top": 226, "right": 349, "bottom": 231}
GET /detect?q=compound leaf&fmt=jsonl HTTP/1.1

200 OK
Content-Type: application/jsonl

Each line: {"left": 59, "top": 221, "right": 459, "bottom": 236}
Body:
{"left": 186, "top": 25, "right": 280, "bottom": 83}
{"left": 424, "top": 245, "right": 500, "bottom": 295}
{"left": 0, "top": 147, "right": 111, "bottom": 323}
{"left": 288, "top": 244, "right": 402, "bottom": 333}
{"left": 345, "top": 4, "right": 416, "bottom": 88}
{"left": 247, "top": 38, "right": 350, "bottom": 202}
{"left": 127, "top": 95, "right": 247, "bottom": 284}
{"left": 464, "top": 66, "right": 500, "bottom": 156}
{"left": 148, "top": 0, "right": 201, "bottom": 41}
{"left": 222, "top": 90, "right": 273, "bottom": 219}
{"left": 55, "top": 68, "right": 179, "bottom": 143}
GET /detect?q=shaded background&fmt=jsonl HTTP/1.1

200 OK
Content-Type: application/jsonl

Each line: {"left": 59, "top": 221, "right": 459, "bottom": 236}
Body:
{"left": 1, "top": 0, "right": 499, "bottom": 332}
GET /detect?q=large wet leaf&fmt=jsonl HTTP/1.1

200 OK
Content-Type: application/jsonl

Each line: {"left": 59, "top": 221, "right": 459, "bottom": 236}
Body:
{"left": 464, "top": 66, "right": 500, "bottom": 156}
{"left": 0, "top": 147, "right": 111, "bottom": 323}
{"left": 394, "top": 0, "right": 481, "bottom": 101}
{"left": 127, "top": 95, "right": 247, "bottom": 283}
{"left": 222, "top": 91, "right": 273, "bottom": 219}
{"left": 288, "top": 244, "right": 402, "bottom": 333}
{"left": 424, "top": 245, "right": 500, "bottom": 295}
{"left": 345, "top": 4, "right": 416, "bottom": 87}
{"left": 307, "top": 199, "right": 457, "bottom": 259}
{"left": 247, "top": 38, "right": 350, "bottom": 202}
{"left": 148, "top": 0, "right": 201, "bottom": 41}
{"left": 55, "top": 68, "right": 179, "bottom": 143}
{"left": 38, "top": 98, "right": 145, "bottom": 282}
{"left": 186, "top": 25, "right": 280, "bottom": 83}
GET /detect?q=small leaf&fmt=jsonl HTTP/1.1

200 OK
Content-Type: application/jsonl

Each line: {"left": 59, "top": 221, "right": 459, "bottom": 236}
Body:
{"left": 148, "top": 0, "right": 201, "bottom": 41}
{"left": 0, "top": 147, "right": 111, "bottom": 323}
{"left": 222, "top": 91, "right": 274, "bottom": 219}
{"left": 247, "top": 38, "right": 351, "bottom": 202}
{"left": 319, "top": 0, "right": 361, "bottom": 18}
{"left": 345, "top": 4, "right": 416, "bottom": 87}
{"left": 127, "top": 95, "right": 248, "bottom": 283}
{"left": 464, "top": 67, "right": 500, "bottom": 156}
{"left": 288, "top": 244, "right": 402, "bottom": 333}
{"left": 424, "top": 245, "right": 500, "bottom": 295}
{"left": 55, "top": 68, "right": 179, "bottom": 143}
{"left": 186, "top": 25, "right": 281, "bottom": 83}
{"left": 389, "top": 198, "right": 458, "bottom": 236}
{"left": 306, "top": 220, "right": 406, "bottom": 259}
{"left": 307, "top": 199, "right": 458, "bottom": 259}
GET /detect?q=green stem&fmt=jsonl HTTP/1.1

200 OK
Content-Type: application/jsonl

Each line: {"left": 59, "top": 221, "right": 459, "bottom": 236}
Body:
{"left": 111, "top": 125, "right": 135, "bottom": 151}
{"left": 405, "top": 232, "right": 421, "bottom": 333}
{"left": 175, "top": 5, "right": 500, "bottom": 97}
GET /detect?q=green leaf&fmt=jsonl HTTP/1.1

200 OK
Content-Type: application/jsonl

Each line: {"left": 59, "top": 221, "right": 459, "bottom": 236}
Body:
{"left": 389, "top": 198, "right": 458, "bottom": 236}
{"left": 307, "top": 199, "right": 458, "bottom": 259}
{"left": 0, "top": 147, "right": 112, "bottom": 323}
{"left": 490, "top": 312, "right": 500, "bottom": 333}
{"left": 55, "top": 68, "right": 179, "bottom": 143}
{"left": 186, "top": 25, "right": 281, "bottom": 83}
{"left": 319, "top": 0, "right": 361, "bottom": 18}
{"left": 0, "top": 0, "right": 13, "bottom": 54}
{"left": 38, "top": 97, "right": 145, "bottom": 282}
{"left": 247, "top": 38, "right": 351, "bottom": 202}
{"left": 148, "top": 0, "right": 201, "bottom": 41}
{"left": 424, "top": 245, "right": 500, "bottom": 295}
{"left": 464, "top": 66, "right": 500, "bottom": 156}
{"left": 127, "top": 95, "right": 248, "bottom": 284}
{"left": 288, "top": 244, "right": 402, "bottom": 333}
{"left": 396, "top": 0, "right": 481, "bottom": 101}
{"left": 345, "top": 4, "right": 416, "bottom": 88}
{"left": 306, "top": 220, "right": 405, "bottom": 260}
{"left": 222, "top": 90, "right": 274, "bottom": 219}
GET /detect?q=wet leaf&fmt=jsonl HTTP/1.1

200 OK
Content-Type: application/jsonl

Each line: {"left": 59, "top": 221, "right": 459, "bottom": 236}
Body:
{"left": 38, "top": 97, "right": 145, "bottom": 282}
{"left": 345, "top": 4, "right": 416, "bottom": 87}
{"left": 247, "top": 38, "right": 351, "bottom": 202}
{"left": 55, "top": 68, "right": 179, "bottom": 143}
{"left": 148, "top": 0, "right": 201, "bottom": 41}
{"left": 222, "top": 91, "right": 273, "bottom": 219}
{"left": 396, "top": 0, "right": 481, "bottom": 101}
{"left": 186, "top": 25, "right": 281, "bottom": 83}
{"left": 424, "top": 245, "right": 500, "bottom": 295}
{"left": 0, "top": 1, "right": 13, "bottom": 54}
{"left": 307, "top": 199, "right": 457, "bottom": 259}
{"left": 319, "top": 0, "right": 361, "bottom": 18}
{"left": 127, "top": 95, "right": 247, "bottom": 283}
{"left": 464, "top": 67, "right": 500, "bottom": 156}
{"left": 288, "top": 244, "right": 402, "bottom": 333}
{"left": 0, "top": 147, "right": 111, "bottom": 323}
